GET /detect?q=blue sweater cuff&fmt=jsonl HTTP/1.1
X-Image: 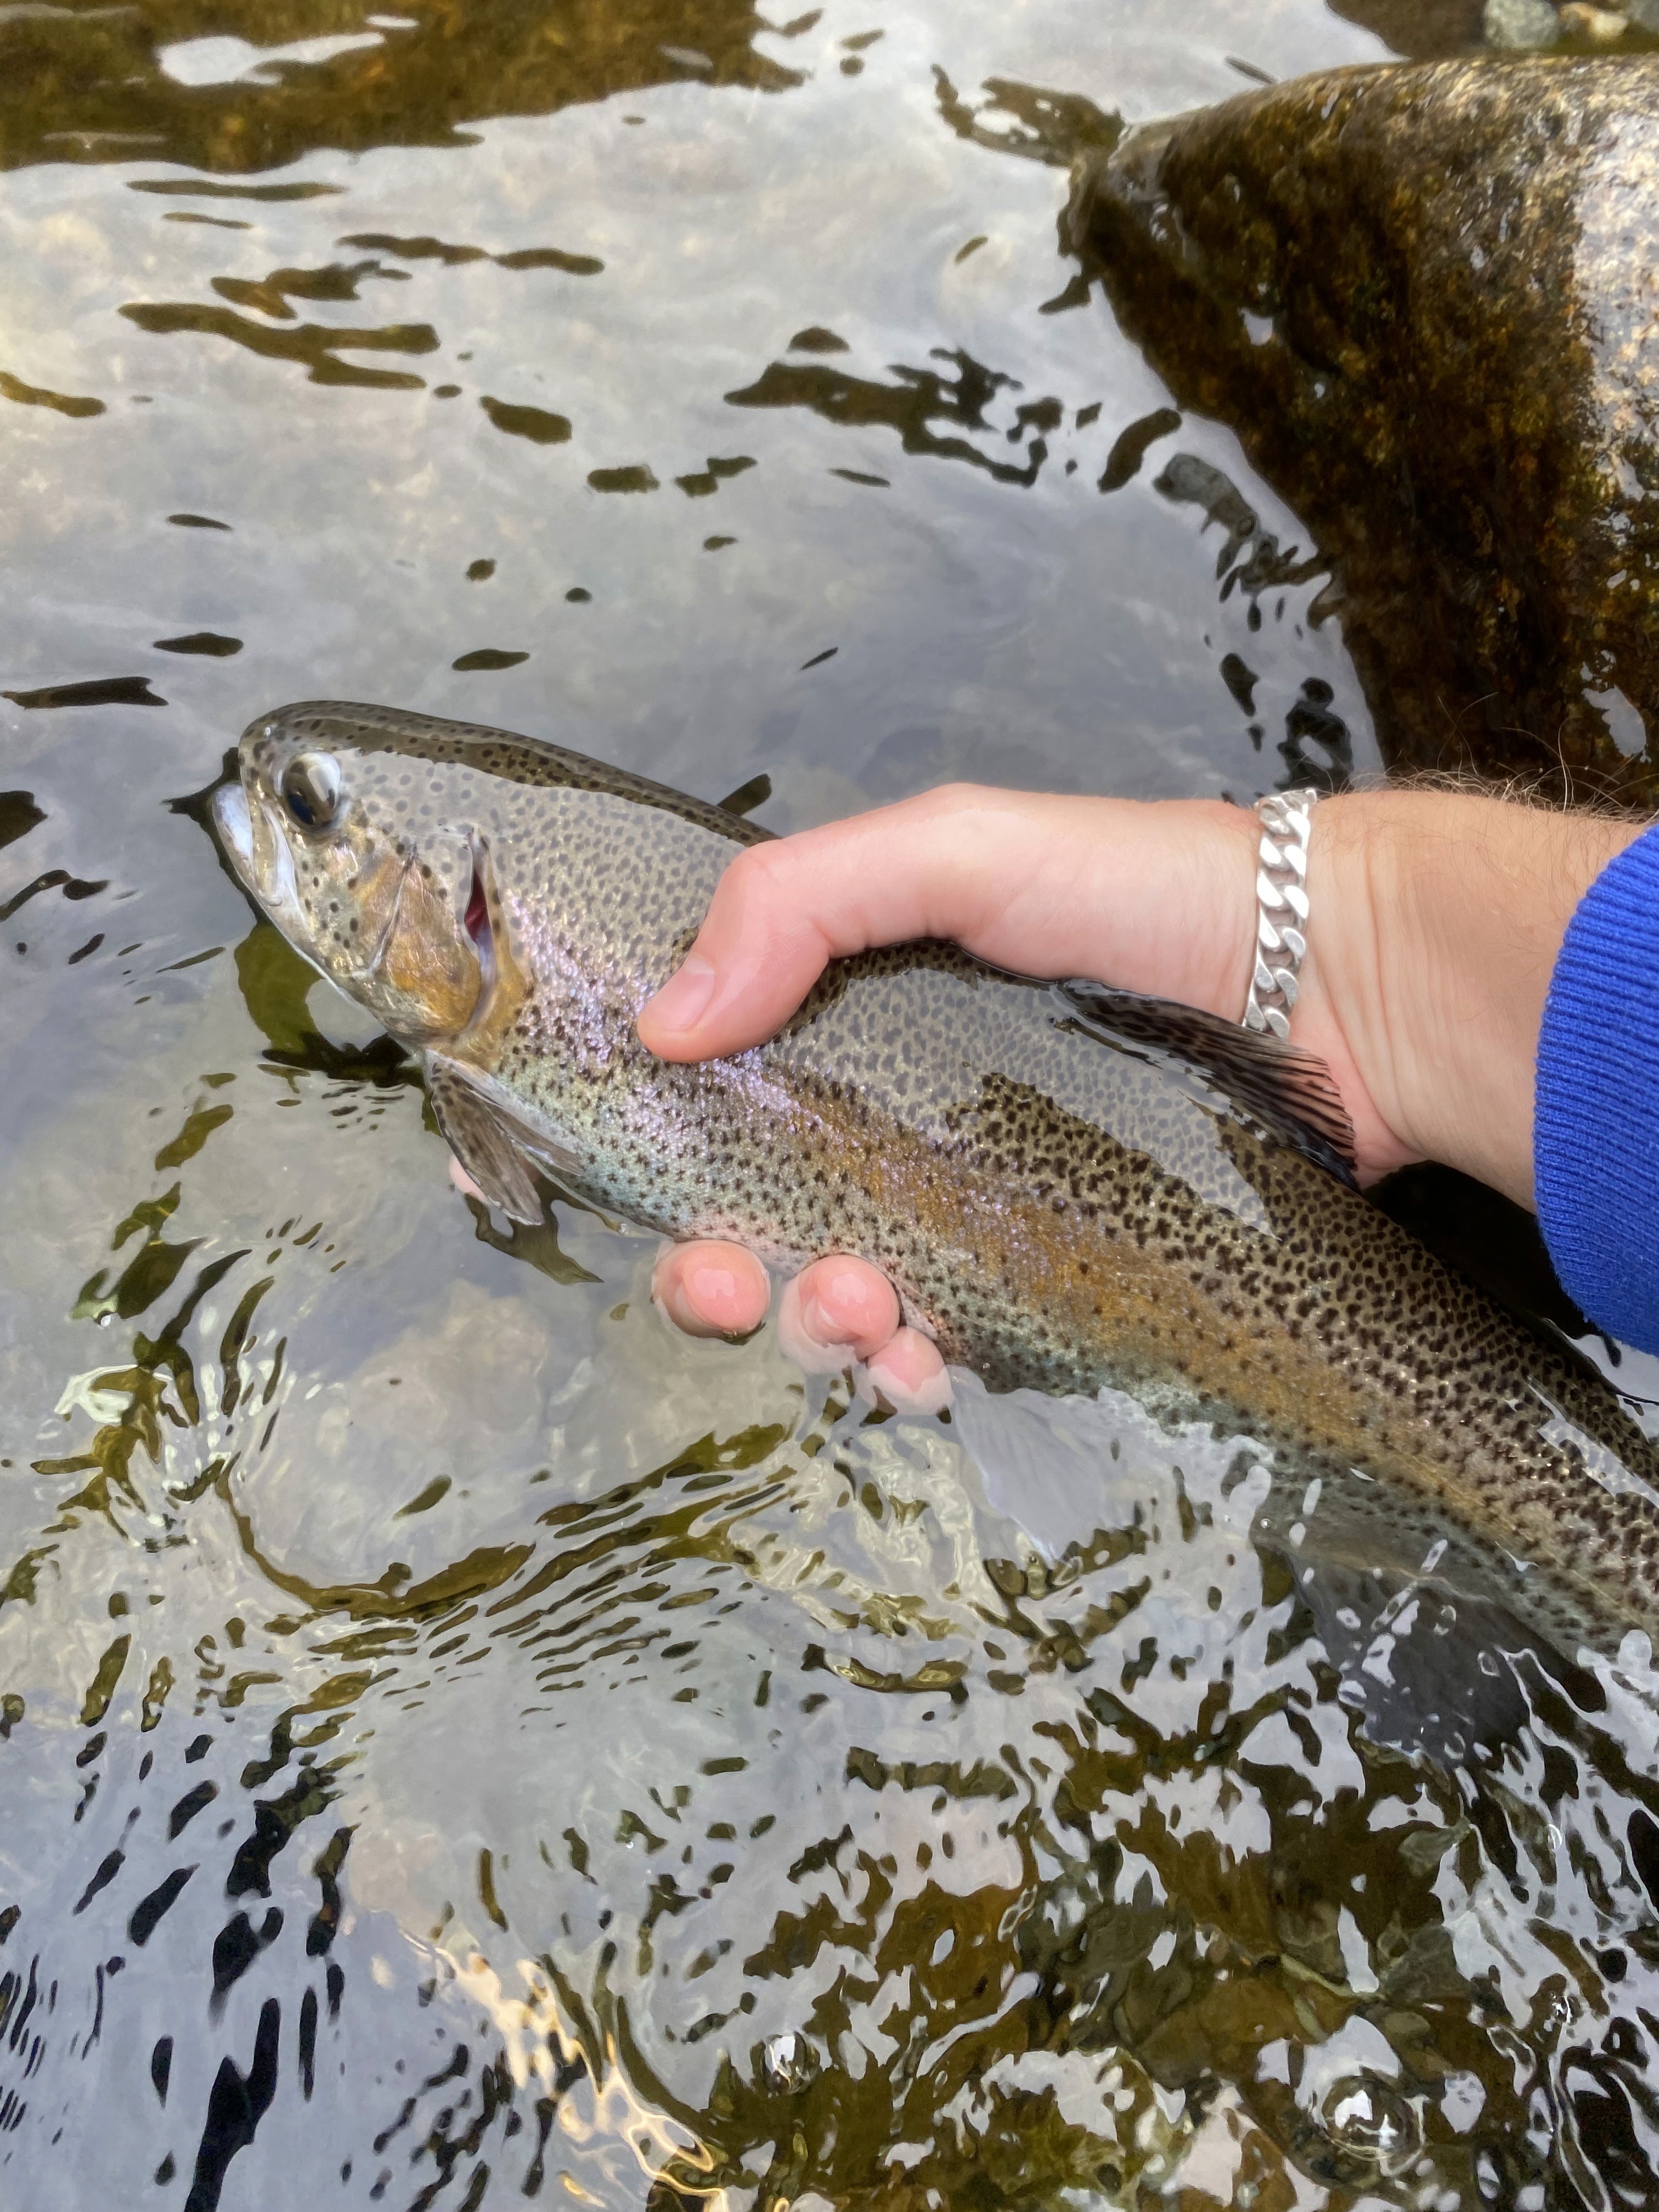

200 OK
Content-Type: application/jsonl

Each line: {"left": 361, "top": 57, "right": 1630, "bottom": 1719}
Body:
{"left": 1534, "top": 821, "right": 1659, "bottom": 1355}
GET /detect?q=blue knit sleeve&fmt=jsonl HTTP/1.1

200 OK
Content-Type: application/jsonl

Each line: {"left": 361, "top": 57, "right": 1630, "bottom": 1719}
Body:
{"left": 1534, "top": 820, "right": 1659, "bottom": 1355}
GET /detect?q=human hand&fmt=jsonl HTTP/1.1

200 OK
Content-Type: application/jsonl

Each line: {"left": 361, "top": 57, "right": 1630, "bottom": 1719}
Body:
{"left": 453, "top": 1152, "right": 948, "bottom": 1406}
{"left": 636, "top": 781, "right": 1644, "bottom": 1372}
{"left": 640, "top": 783, "right": 1267, "bottom": 1402}
{"left": 651, "top": 1242, "right": 950, "bottom": 1413}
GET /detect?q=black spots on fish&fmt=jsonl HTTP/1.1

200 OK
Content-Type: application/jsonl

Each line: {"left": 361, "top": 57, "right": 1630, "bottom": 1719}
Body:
{"left": 239, "top": 703, "right": 1659, "bottom": 1624}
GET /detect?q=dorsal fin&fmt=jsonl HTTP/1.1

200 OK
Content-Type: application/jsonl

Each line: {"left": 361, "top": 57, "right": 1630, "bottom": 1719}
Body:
{"left": 714, "top": 771, "right": 774, "bottom": 822}
{"left": 1054, "top": 979, "right": 1358, "bottom": 1186}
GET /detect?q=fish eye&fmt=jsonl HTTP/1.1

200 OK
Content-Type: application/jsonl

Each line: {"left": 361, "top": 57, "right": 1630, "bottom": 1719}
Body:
{"left": 279, "top": 752, "right": 343, "bottom": 832}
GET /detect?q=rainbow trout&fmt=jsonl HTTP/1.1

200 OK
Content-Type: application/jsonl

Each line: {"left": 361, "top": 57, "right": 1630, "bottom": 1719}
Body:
{"left": 215, "top": 701, "right": 1659, "bottom": 1651}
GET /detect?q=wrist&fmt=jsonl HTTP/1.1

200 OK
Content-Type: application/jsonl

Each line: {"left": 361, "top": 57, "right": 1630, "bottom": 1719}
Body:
{"left": 1079, "top": 794, "right": 1261, "bottom": 1023}
{"left": 1267, "top": 792, "right": 1412, "bottom": 1186}
{"left": 1290, "top": 789, "right": 1646, "bottom": 1204}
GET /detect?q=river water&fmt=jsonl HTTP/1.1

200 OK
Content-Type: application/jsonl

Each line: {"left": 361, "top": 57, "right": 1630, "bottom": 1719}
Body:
{"left": 5, "top": 2, "right": 1659, "bottom": 2206}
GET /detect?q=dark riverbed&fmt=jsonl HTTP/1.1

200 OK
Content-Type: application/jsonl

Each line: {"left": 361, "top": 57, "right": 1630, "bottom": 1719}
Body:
{"left": 5, "top": 2, "right": 1659, "bottom": 2206}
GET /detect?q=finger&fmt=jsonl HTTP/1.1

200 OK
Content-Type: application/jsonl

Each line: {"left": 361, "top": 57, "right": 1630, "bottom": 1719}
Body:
{"left": 860, "top": 1329, "right": 951, "bottom": 1414}
{"left": 653, "top": 1240, "right": 771, "bottom": 1338}
{"left": 788, "top": 1254, "right": 901, "bottom": 1362}
{"left": 775, "top": 1271, "right": 855, "bottom": 1373}
{"left": 636, "top": 787, "right": 1026, "bottom": 1062}
{"left": 448, "top": 1156, "right": 486, "bottom": 1203}
{"left": 775, "top": 1257, "right": 900, "bottom": 1373}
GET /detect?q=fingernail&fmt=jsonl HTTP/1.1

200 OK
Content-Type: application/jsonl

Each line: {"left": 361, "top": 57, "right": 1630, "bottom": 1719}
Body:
{"left": 643, "top": 952, "right": 716, "bottom": 1036}
{"left": 687, "top": 1262, "right": 737, "bottom": 1320}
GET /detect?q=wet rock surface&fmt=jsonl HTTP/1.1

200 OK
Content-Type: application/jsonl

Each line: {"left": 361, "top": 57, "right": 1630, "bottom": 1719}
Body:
{"left": 1071, "top": 56, "right": 1659, "bottom": 799}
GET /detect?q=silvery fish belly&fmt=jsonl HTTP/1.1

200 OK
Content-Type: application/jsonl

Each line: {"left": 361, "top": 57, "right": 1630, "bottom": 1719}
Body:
{"left": 214, "top": 700, "right": 1659, "bottom": 1652}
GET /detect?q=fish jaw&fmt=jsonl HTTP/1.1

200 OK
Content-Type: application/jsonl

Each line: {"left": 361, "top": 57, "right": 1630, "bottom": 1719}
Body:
{"left": 213, "top": 778, "right": 299, "bottom": 926}
{"left": 212, "top": 779, "right": 253, "bottom": 871}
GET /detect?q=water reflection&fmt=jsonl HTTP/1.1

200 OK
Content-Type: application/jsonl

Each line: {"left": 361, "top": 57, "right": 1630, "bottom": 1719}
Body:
{"left": 4, "top": 0, "right": 1654, "bottom": 2202}
{"left": 154, "top": 312, "right": 442, "bottom": 396}
{"left": 729, "top": 343, "right": 1063, "bottom": 489}
{"left": 1, "top": 0, "right": 807, "bottom": 174}
{"left": 3, "top": 675, "right": 166, "bottom": 710}
{"left": 12, "top": 1215, "right": 1659, "bottom": 2204}
{"left": 932, "top": 68, "right": 1124, "bottom": 167}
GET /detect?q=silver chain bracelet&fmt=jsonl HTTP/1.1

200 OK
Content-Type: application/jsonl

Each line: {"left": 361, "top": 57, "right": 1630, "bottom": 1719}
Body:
{"left": 1243, "top": 787, "right": 1320, "bottom": 1041}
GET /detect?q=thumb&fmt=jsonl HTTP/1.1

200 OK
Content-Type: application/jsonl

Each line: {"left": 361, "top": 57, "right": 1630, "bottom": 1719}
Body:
{"left": 636, "top": 838, "right": 837, "bottom": 1059}
{"left": 636, "top": 793, "right": 989, "bottom": 1060}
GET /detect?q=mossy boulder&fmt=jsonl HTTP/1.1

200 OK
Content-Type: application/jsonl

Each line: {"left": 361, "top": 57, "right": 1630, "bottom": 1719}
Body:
{"left": 1070, "top": 58, "right": 1659, "bottom": 800}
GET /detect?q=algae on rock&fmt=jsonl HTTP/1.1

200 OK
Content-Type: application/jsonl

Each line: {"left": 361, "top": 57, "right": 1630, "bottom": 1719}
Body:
{"left": 1071, "top": 57, "right": 1659, "bottom": 801}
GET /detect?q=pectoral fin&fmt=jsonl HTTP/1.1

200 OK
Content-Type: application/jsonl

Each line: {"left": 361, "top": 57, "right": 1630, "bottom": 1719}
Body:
{"left": 425, "top": 1053, "right": 582, "bottom": 1225}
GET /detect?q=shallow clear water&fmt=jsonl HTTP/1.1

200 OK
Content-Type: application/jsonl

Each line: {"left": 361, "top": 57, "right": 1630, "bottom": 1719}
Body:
{"left": 5, "top": 2, "right": 1659, "bottom": 2206}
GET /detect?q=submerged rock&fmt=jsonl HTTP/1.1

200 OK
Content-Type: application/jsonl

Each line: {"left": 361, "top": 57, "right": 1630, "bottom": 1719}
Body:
{"left": 1070, "top": 58, "right": 1659, "bottom": 800}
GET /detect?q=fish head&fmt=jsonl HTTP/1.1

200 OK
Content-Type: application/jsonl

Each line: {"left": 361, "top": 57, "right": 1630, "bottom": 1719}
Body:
{"left": 213, "top": 704, "right": 495, "bottom": 1047}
